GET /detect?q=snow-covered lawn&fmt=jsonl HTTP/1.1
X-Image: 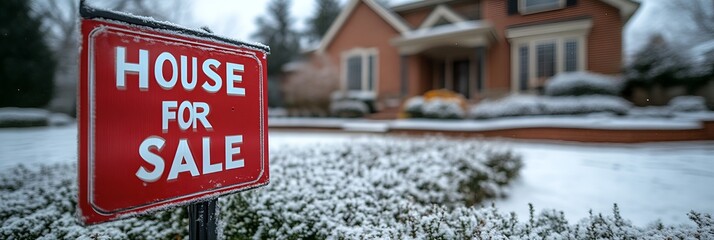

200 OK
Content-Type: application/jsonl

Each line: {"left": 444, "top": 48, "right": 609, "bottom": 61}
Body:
{"left": 1, "top": 125, "right": 713, "bottom": 229}
{"left": 490, "top": 140, "right": 714, "bottom": 226}
{"left": 271, "top": 131, "right": 714, "bottom": 226}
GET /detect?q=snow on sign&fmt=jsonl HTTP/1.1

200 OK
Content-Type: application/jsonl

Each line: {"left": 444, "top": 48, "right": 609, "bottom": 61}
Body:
{"left": 78, "top": 7, "right": 269, "bottom": 224}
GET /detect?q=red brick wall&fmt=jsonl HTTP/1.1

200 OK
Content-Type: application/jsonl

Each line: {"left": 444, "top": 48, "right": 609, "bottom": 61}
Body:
{"left": 398, "top": 8, "right": 431, "bottom": 28}
{"left": 482, "top": 0, "right": 625, "bottom": 92}
{"left": 324, "top": 1, "right": 403, "bottom": 98}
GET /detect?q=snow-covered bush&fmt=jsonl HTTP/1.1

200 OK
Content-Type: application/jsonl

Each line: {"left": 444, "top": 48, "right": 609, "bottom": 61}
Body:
{"left": 0, "top": 164, "right": 187, "bottom": 239}
{"left": 403, "top": 90, "right": 467, "bottom": 119}
{"left": 625, "top": 34, "right": 692, "bottom": 87}
{"left": 545, "top": 72, "right": 623, "bottom": 96}
{"left": 470, "top": 95, "right": 631, "bottom": 119}
{"left": 403, "top": 96, "right": 424, "bottom": 118}
{"left": 329, "top": 100, "right": 369, "bottom": 118}
{"left": 330, "top": 90, "right": 377, "bottom": 117}
{"left": 668, "top": 96, "right": 708, "bottom": 112}
{"left": 0, "top": 108, "right": 50, "bottom": 127}
{"left": 1, "top": 137, "right": 712, "bottom": 239}
{"left": 222, "top": 137, "right": 521, "bottom": 238}
{"left": 421, "top": 98, "right": 465, "bottom": 119}
{"left": 469, "top": 95, "right": 542, "bottom": 119}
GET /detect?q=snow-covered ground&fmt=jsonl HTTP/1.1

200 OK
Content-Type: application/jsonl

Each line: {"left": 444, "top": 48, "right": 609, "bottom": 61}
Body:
{"left": 1, "top": 125, "right": 712, "bottom": 226}
{"left": 488, "top": 140, "right": 714, "bottom": 226}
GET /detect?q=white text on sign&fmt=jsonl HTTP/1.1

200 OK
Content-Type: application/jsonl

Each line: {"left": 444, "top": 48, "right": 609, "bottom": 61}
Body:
{"left": 113, "top": 46, "right": 247, "bottom": 182}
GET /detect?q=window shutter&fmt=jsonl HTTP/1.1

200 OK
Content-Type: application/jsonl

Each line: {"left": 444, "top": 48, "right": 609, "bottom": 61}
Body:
{"left": 566, "top": 0, "right": 578, "bottom": 7}
{"left": 508, "top": 0, "right": 518, "bottom": 15}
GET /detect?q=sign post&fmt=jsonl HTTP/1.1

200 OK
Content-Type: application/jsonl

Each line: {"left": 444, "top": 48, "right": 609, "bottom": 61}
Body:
{"left": 77, "top": 2, "right": 270, "bottom": 232}
{"left": 188, "top": 199, "right": 218, "bottom": 239}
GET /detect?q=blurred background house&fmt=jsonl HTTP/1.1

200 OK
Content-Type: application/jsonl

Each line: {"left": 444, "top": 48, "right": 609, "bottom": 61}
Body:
{"left": 1, "top": 0, "right": 712, "bottom": 119}
{"left": 287, "top": 0, "right": 638, "bottom": 116}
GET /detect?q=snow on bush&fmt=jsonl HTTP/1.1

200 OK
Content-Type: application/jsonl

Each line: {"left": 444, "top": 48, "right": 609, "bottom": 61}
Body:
{"left": 0, "top": 137, "right": 520, "bottom": 239}
{"left": 1, "top": 137, "right": 712, "bottom": 239}
{"left": 0, "top": 108, "right": 50, "bottom": 127}
{"left": 221, "top": 137, "right": 521, "bottom": 238}
{"left": 329, "top": 100, "right": 369, "bottom": 118}
{"left": 403, "top": 96, "right": 425, "bottom": 118}
{"left": 470, "top": 95, "right": 631, "bottom": 119}
{"left": 421, "top": 98, "right": 465, "bottom": 119}
{"left": 403, "top": 96, "right": 465, "bottom": 119}
{"left": 545, "top": 72, "right": 623, "bottom": 96}
{"left": 668, "top": 96, "right": 708, "bottom": 112}
{"left": 0, "top": 164, "right": 187, "bottom": 239}
{"left": 330, "top": 90, "right": 376, "bottom": 102}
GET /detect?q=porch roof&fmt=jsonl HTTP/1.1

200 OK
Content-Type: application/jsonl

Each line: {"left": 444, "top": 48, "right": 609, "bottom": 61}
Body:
{"left": 391, "top": 21, "right": 496, "bottom": 55}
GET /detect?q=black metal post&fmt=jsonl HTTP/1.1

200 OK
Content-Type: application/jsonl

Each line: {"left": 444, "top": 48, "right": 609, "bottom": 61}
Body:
{"left": 188, "top": 199, "right": 217, "bottom": 240}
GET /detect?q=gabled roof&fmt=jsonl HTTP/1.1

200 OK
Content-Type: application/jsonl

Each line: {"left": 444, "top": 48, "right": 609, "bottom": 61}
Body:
{"left": 317, "top": 0, "right": 640, "bottom": 53}
{"left": 317, "top": 0, "right": 411, "bottom": 53}
{"left": 419, "top": 4, "right": 466, "bottom": 29}
{"left": 600, "top": 0, "right": 640, "bottom": 19}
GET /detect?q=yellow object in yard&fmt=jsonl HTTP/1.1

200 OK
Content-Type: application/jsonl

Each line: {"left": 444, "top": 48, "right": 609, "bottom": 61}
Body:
{"left": 423, "top": 89, "right": 467, "bottom": 107}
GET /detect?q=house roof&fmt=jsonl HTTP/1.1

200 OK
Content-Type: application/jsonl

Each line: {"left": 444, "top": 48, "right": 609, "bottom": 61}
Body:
{"left": 317, "top": 0, "right": 411, "bottom": 53}
{"left": 317, "top": 0, "right": 640, "bottom": 53}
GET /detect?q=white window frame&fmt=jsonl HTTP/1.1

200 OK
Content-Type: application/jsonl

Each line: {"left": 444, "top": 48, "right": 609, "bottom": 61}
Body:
{"left": 510, "top": 35, "right": 586, "bottom": 92}
{"left": 519, "top": 0, "right": 565, "bottom": 15}
{"left": 341, "top": 48, "right": 379, "bottom": 92}
{"left": 507, "top": 19, "right": 591, "bottom": 92}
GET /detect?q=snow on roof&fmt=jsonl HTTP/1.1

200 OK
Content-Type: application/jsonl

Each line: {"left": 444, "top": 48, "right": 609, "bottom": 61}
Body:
{"left": 398, "top": 20, "right": 492, "bottom": 41}
{"left": 317, "top": 0, "right": 411, "bottom": 53}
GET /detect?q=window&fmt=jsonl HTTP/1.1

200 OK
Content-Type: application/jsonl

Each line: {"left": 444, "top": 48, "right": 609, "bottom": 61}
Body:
{"left": 346, "top": 56, "right": 362, "bottom": 90}
{"left": 511, "top": 37, "right": 585, "bottom": 91}
{"left": 520, "top": 0, "right": 564, "bottom": 14}
{"left": 536, "top": 42, "right": 556, "bottom": 78}
{"left": 342, "top": 48, "right": 378, "bottom": 91}
{"left": 564, "top": 40, "right": 578, "bottom": 72}
{"left": 519, "top": 45, "right": 529, "bottom": 91}
{"left": 507, "top": 19, "right": 590, "bottom": 92}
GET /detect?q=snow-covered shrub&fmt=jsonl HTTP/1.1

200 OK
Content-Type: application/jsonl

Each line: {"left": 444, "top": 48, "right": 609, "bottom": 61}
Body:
{"left": 627, "top": 106, "right": 674, "bottom": 118}
{"left": 403, "top": 96, "right": 424, "bottom": 118}
{"left": 542, "top": 96, "right": 630, "bottom": 115}
{"left": 330, "top": 90, "right": 377, "bottom": 116}
{"left": 0, "top": 108, "right": 50, "bottom": 127}
{"left": 421, "top": 98, "right": 465, "bottom": 119}
{"left": 2, "top": 138, "right": 712, "bottom": 239}
{"left": 0, "top": 164, "right": 187, "bottom": 239}
{"left": 329, "top": 100, "right": 369, "bottom": 118}
{"left": 545, "top": 72, "right": 623, "bottom": 96}
{"left": 469, "top": 95, "right": 542, "bottom": 119}
{"left": 625, "top": 35, "right": 692, "bottom": 87}
{"left": 668, "top": 96, "right": 708, "bottom": 112}
{"left": 222, "top": 137, "right": 522, "bottom": 238}
{"left": 469, "top": 95, "right": 631, "bottom": 119}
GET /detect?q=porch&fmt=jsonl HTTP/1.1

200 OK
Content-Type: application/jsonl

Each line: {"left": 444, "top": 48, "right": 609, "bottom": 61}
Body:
{"left": 391, "top": 21, "right": 496, "bottom": 100}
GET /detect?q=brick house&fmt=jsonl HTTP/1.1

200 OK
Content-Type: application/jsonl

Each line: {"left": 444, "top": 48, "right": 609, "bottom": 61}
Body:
{"left": 309, "top": 0, "right": 639, "bottom": 104}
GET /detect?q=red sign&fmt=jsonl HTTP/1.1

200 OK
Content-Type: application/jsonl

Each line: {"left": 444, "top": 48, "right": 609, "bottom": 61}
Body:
{"left": 78, "top": 16, "right": 269, "bottom": 224}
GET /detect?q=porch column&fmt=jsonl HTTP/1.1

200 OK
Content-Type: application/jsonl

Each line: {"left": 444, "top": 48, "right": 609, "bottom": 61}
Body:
{"left": 475, "top": 47, "right": 486, "bottom": 94}
{"left": 400, "top": 55, "right": 409, "bottom": 97}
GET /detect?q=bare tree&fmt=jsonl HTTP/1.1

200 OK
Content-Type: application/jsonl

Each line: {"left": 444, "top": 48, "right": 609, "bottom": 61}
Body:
{"left": 31, "top": 0, "right": 192, "bottom": 114}
{"left": 283, "top": 54, "right": 339, "bottom": 116}
{"left": 666, "top": 0, "right": 714, "bottom": 43}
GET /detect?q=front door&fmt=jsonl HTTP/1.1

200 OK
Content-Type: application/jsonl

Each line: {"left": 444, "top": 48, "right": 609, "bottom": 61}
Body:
{"left": 434, "top": 59, "right": 472, "bottom": 98}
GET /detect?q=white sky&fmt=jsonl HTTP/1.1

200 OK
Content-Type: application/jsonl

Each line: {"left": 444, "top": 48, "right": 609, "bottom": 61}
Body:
{"left": 177, "top": 0, "right": 678, "bottom": 57}
{"left": 188, "top": 0, "right": 411, "bottom": 42}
